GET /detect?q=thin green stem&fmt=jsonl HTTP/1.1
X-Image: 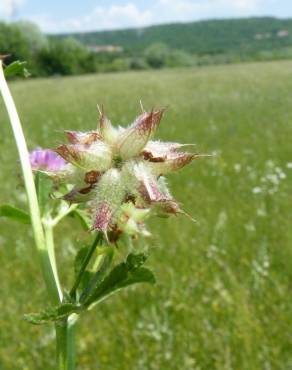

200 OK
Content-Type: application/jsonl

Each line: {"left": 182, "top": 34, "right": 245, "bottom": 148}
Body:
{"left": 67, "top": 314, "right": 78, "bottom": 370}
{"left": 51, "top": 204, "right": 78, "bottom": 228}
{"left": 0, "top": 61, "right": 61, "bottom": 305}
{"left": 56, "top": 321, "right": 68, "bottom": 370}
{"left": 0, "top": 62, "right": 65, "bottom": 370}
{"left": 69, "top": 232, "right": 102, "bottom": 300}
{"left": 43, "top": 219, "right": 62, "bottom": 299}
{"left": 55, "top": 314, "right": 77, "bottom": 370}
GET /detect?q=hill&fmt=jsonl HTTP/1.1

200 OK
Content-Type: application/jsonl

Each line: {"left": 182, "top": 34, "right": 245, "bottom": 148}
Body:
{"left": 56, "top": 17, "right": 292, "bottom": 56}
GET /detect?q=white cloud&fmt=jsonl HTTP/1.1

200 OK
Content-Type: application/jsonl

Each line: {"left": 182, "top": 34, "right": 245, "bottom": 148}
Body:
{"left": 28, "top": 3, "right": 152, "bottom": 34}
{"left": 156, "top": 0, "right": 262, "bottom": 21}
{"left": 0, "top": 0, "right": 24, "bottom": 18}
{"left": 17, "top": 0, "right": 264, "bottom": 33}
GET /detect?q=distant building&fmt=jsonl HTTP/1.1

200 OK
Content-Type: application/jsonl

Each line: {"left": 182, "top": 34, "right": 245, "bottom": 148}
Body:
{"left": 254, "top": 33, "right": 271, "bottom": 40}
{"left": 277, "top": 30, "right": 289, "bottom": 38}
{"left": 87, "top": 45, "right": 123, "bottom": 53}
{"left": 255, "top": 30, "right": 289, "bottom": 40}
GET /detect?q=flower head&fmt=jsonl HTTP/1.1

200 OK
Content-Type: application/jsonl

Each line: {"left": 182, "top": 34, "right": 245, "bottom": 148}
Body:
{"left": 31, "top": 106, "right": 204, "bottom": 238}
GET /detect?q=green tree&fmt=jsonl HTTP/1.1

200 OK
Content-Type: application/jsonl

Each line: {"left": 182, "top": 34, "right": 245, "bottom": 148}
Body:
{"left": 0, "top": 22, "right": 31, "bottom": 63}
{"left": 144, "top": 43, "right": 170, "bottom": 69}
{"left": 37, "top": 38, "right": 91, "bottom": 76}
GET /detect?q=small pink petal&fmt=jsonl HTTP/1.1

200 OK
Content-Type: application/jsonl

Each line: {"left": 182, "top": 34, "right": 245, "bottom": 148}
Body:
{"left": 137, "top": 172, "right": 170, "bottom": 203}
{"left": 29, "top": 148, "right": 66, "bottom": 171}
{"left": 92, "top": 202, "right": 113, "bottom": 231}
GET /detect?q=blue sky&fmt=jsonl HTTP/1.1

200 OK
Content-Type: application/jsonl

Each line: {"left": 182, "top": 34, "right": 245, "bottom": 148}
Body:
{"left": 1, "top": 0, "right": 292, "bottom": 33}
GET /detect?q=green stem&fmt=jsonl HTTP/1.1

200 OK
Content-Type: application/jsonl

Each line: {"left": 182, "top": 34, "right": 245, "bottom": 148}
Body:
{"left": 69, "top": 232, "right": 102, "bottom": 300}
{"left": 55, "top": 315, "right": 78, "bottom": 370}
{"left": 67, "top": 314, "right": 78, "bottom": 370}
{"left": 0, "top": 62, "right": 64, "bottom": 368}
{"left": 0, "top": 61, "right": 61, "bottom": 305}
{"left": 43, "top": 219, "right": 62, "bottom": 299}
{"left": 51, "top": 204, "right": 78, "bottom": 228}
{"left": 56, "top": 322, "right": 68, "bottom": 370}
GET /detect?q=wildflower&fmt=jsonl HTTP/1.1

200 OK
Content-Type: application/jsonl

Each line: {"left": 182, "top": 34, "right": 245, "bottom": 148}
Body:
{"left": 31, "top": 107, "right": 204, "bottom": 237}
{"left": 29, "top": 148, "right": 66, "bottom": 171}
{"left": 252, "top": 186, "right": 262, "bottom": 194}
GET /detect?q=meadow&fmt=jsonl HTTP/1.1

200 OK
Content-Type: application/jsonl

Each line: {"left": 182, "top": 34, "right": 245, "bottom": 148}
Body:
{"left": 0, "top": 60, "right": 291, "bottom": 370}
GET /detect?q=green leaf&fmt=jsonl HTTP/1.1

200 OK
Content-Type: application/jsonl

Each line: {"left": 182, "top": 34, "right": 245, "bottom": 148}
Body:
{"left": 78, "top": 270, "right": 95, "bottom": 296}
{"left": 126, "top": 253, "right": 147, "bottom": 269}
{"left": 117, "top": 267, "right": 156, "bottom": 288}
{"left": 0, "top": 204, "right": 30, "bottom": 224}
{"left": 83, "top": 253, "right": 155, "bottom": 307}
{"left": 35, "top": 172, "right": 53, "bottom": 216}
{"left": 23, "top": 303, "right": 81, "bottom": 325}
{"left": 73, "top": 246, "right": 95, "bottom": 295}
{"left": 4, "top": 61, "right": 30, "bottom": 78}
{"left": 79, "top": 249, "right": 114, "bottom": 303}
{"left": 74, "top": 246, "right": 90, "bottom": 276}
{"left": 70, "top": 209, "right": 91, "bottom": 230}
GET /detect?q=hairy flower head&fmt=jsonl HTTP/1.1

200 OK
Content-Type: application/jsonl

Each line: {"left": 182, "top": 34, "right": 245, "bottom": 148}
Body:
{"left": 30, "top": 106, "right": 205, "bottom": 238}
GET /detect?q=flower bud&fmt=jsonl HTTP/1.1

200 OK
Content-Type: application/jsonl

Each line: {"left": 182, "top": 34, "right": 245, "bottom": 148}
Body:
{"left": 55, "top": 142, "right": 112, "bottom": 172}
{"left": 146, "top": 152, "right": 196, "bottom": 176}
{"left": 117, "top": 110, "right": 164, "bottom": 160}
{"left": 64, "top": 130, "right": 101, "bottom": 145}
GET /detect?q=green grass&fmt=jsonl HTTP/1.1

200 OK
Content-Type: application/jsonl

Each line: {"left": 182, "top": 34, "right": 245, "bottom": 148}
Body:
{"left": 0, "top": 61, "right": 291, "bottom": 370}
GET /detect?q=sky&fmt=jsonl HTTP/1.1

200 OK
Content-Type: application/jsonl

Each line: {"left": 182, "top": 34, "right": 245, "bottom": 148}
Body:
{"left": 1, "top": 0, "right": 292, "bottom": 34}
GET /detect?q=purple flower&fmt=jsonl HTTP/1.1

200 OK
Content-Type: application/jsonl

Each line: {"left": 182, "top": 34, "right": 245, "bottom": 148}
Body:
{"left": 29, "top": 148, "right": 67, "bottom": 171}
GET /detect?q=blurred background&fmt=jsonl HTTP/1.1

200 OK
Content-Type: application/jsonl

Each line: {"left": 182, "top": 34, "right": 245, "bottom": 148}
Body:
{"left": 3, "top": 0, "right": 292, "bottom": 74}
{"left": 0, "top": 1, "right": 292, "bottom": 369}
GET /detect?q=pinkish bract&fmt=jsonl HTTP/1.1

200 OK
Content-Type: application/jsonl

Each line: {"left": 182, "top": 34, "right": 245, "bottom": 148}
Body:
{"left": 30, "top": 107, "right": 203, "bottom": 238}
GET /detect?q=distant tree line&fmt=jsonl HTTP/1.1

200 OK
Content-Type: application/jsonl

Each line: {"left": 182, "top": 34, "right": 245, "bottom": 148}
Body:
{"left": 65, "top": 17, "right": 292, "bottom": 55}
{"left": 2, "top": 20, "right": 292, "bottom": 78}
{"left": 0, "top": 21, "right": 200, "bottom": 76}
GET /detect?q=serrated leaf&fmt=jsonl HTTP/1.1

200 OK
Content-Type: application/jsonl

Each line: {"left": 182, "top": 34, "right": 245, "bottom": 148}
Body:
{"left": 4, "top": 61, "right": 30, "bottom": 78}
{"left": 0, "top": 204, "right": 30, "bottom": 224}
{"left": 84, "top": 253, "right": 155, "bottom": 307}
{"left": 35, "top": 172, "right": 53, "bottom": 216}
{"left": 23, "top": 303, "right": 80, "bottom": 325}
